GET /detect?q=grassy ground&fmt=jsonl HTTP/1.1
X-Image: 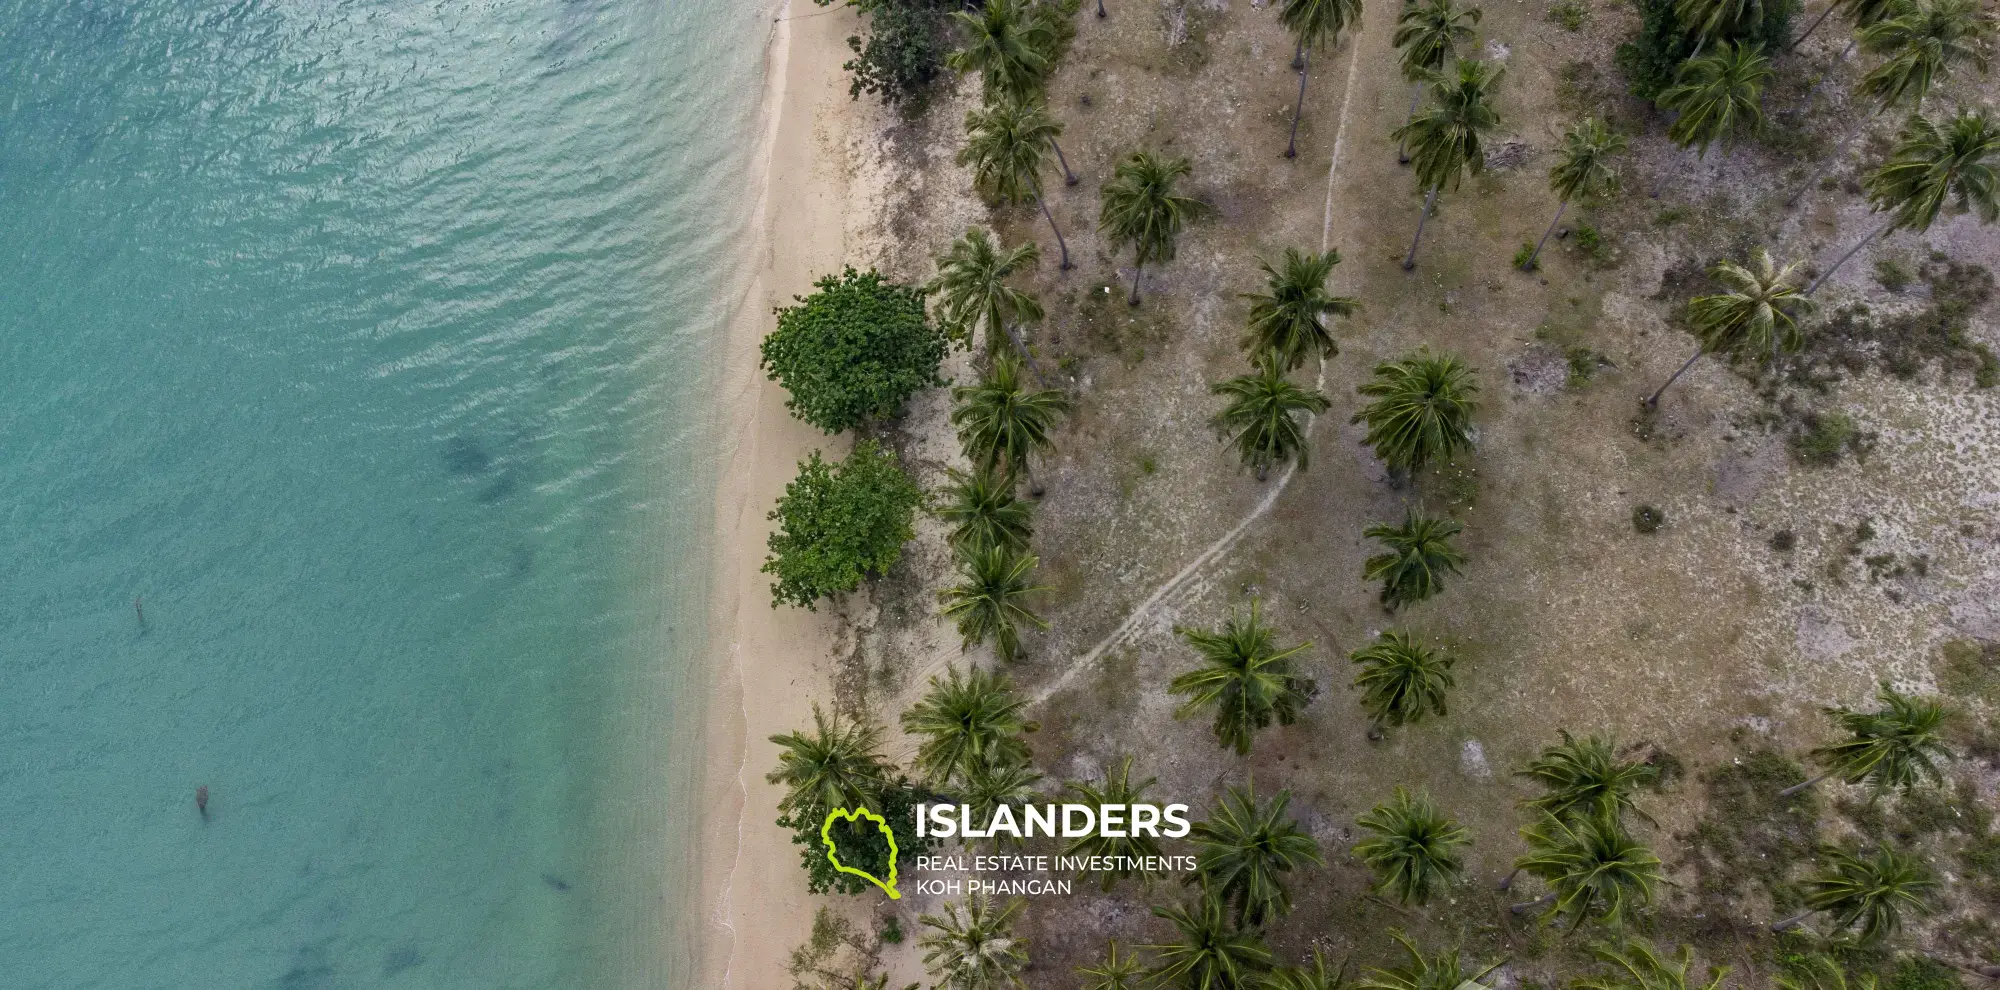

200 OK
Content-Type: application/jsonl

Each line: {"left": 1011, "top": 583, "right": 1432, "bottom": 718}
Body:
{"left": 818, "top": 0, "right": 2000, "bottom": 986}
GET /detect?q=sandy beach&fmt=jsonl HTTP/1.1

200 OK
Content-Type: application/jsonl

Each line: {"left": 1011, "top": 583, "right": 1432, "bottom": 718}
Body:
{"left": 695, "top": 4, "right": 870, "bottom": 987}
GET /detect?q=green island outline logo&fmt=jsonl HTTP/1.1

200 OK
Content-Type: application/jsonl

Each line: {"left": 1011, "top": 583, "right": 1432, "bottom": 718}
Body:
{"left": 820, "top": 806, "right": 901, "bottom": 900}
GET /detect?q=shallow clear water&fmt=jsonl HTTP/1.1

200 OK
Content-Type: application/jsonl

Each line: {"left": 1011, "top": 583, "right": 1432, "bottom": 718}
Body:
{"left": 0, "top": 0, "right": 767, "bottom": 985}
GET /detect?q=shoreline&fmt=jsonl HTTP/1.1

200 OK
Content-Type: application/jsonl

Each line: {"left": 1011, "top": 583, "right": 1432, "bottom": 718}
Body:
{"left": 694, "top": 4, "right": 866, "bottom": 987}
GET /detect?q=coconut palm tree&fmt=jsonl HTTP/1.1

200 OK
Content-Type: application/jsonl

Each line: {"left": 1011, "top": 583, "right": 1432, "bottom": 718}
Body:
{"left": 1349, "top": 631, "right": 1456, "bottom": 732}
{"left": 1099, "top": 151, "right": 1207, "bottom": 304}
{"left": 1169, "top": 600, "right": 1317, "bottom": 755}
{"left": 1079, "top": 941, "right": 1145, "bottom": 990}
{"left": 1145, "top": 891, "right": 1275, "bottom": 988}
{"left": 1677, "top": 0, "right": 1767, "bottom": 55}
{"left": 1357, "top": 933, "right": 1503, "bottom": 990}
{"left": 951, "top": 350, "right": 1072, "bottom": 494}
{"left": 1647, "top": 247, "right": 1812, "bottom": 407}
{"left": 939, "top": 548, "right": 1052, "bottom": 662}
{"left": 1279, "top": 0, "right": 1366, "bottom": 158}
{"left": 947, "top": 0, "right": 1058, "bottom": 104}
{"left": 766, "top": 704, "right": 892, "bottom": 815}
{"left": 919, "top": 892, "right": 1030, "bottom": 990}
{"left": 1393, "top": 0, "right": 1483, "bottom": 163}
{"left": 1517, "top": 731, "right": 1661, "bottom": 824}
{"left": 1523, "top": 118, "right": 1627, "bottom": 270}
{"left": 1363, "top": 513, "right": 1466, "bottom": 610}
{"left": 1192, "top": 785, "right": 1324, "bottom": 927}
{"left": 1855, "top": 0, "right": 1994, "bottom": 110}
{"left": 1510, "top": 812, "right": 1663, "bottom": 929}
{"left": 1212, "top": 350, "right": 1333, "bottom": 481}
{"left": 1659, "top": 41, "right": 1772, "bottom": 158}
{"left": 1574, "top": 939, "right": 1729, "bottom": 990}
{"left": 901, "top": 665, "right": 1034, "bottom": 788}
{"left": 929, "top": 227, "right": 1045, "bottom": 357}
{"left": 1268, "top": 949, "right": 1349, "bottom": 990}
{"left": 1353, "top": 787, "right": 1470, "bottom": 906}
{"left": 1779, "top": 682, "right": 1953, "bottom": 797}
{"left": 1809, "top": 107, "right": 2000, "bottom": 293}
{"left": 1776, "top": 953, "right": 1879, "bottom": 990}
{"left": 960, "top": 96, "right": 1074, "bottom": 269}
{"left": 1353, "top": 348, "right": 1478, "bottom": 476}
{"left": 1771, "top": 844, "right": 1939, "bottom": 941}
{"left": 1063, "top": 757, "right": 1166, "bottom": 890}
{"left": 961, "top": 757, "right": 1044, "bottom": 848}
{"left": 1792, "top": 0, "right": 1993, "bottom": 205}
{"left": 1395, "top": 59, "right": 1502, "bottom": 269}
{"left": 1242, "top": 248, "right": 1360, "bottom": 369}
{"left": 935, "top": 466, "right": 1034, "bottom": 557}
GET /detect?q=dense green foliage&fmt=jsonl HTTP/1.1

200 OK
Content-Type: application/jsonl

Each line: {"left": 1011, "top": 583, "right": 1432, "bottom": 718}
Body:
{"left": 1616, "top": 0, "right": 1793, "bottom": 101}
{"left": 1353, "top": 787, "right": 1470, "bottom": 905}
{"left": 1349, "top": 631, "right": 1457, "bottom": 729}
{"left": 1098, "top": 151, "right": 1208, "bottom": 303}
{"left": 935, "top": 466, "right": 1035, "bottom": 556}
{"left": 1518, "top": 731, "right": 1662, "bottom": 823}
{"left": 901, "top": 664, "right": 1035, "bottom": 789}
{"left": 1143, "top": 893, "right": 1274, "bottom": 988}
{"left": 1192, "top": 785, "right": 1322, "bottom": 927}
{"left": 1515, "top": 812, "right": 1664, "bottom": 930}
{"left": 1354, "top": 349, "right": 1479, "bottom": 475}
{"left": 1358, "top": 933, "right": 1502, "bottom": 990}
{"left": 1362, "top": 512, "right": 1467, "bottom": 609}
{"left": 820, "top": 0, "right": 955, "bottom": 107}
{"left": 1241, "top": 248, "right": 1359, "bottom": 369}
{"left": 1801, "top": 682, "right": 1954, "bottom": 795}
{"left": 779, "top": 776, "right": 938, "bottom": 896}
{"left": 1169, "top": 601, "right": 1317, "bottom": 755}
{"left": 1062, "top": 758, "right": 1166, "bottom": 890}
{"left": 762, "top": 267, "right": 946, "bottom": 434}
{"left": 918, "top": 892, "right": 1029, "bottom": 988}
{"left": 1211, "top": 350, "right": 1332, "bottom": 480}
{"left": 762, "top": 440, "right": 924, "bottom": 609}
{"left": 767, "top": 704, "right": 894, "bottom": 816}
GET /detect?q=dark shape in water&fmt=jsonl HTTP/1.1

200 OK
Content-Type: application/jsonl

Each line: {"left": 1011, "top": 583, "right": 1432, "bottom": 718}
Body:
{"left": 134, "top": 594, "right": 147, "bottom": 633}
{"left": 442, "top": 435, "right": 492, "bottom": 476}
{"left": 382, "top": 945, "right": 424, "bottom": 977}
{"left": 478, "top": 471, "right": 517, "bottom": 504}
{"left": 541, "top": 873, "right": 571, "bottom": 892}
{"left": 195, "top": 785, "right": 208, "bottom": 819}
{"left": 280, "top": 944, "right": 335, "bottom": 990}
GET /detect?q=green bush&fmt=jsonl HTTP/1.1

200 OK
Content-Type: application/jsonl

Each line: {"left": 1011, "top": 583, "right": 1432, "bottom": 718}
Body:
{"left": 1888, "top": 957, "right": 1959, "bottom": 990}
{"left": 1875, "top": 258, "right": 1914, "bottom": 292}
{"left": 763, "top": 266, "right": 945, "bottom": 435}
{"left": 820, "top": 0, "right": 955, "bottom": 107}
{"left": 763, "top": 440, "right": 923, "bottom": 609}
{"left": 1514, "top": 241, "right": 1540, "bottom": 271}
{"left": 1550, "top": 0, "right": 1591, "bottom": 30}
{"left": 777, "top": 779, "right": 938, "bottom": 896}
{"left": 1615, "top": 0, "right": 1795, "bottom": 101}
{"left": 1791, "top": 411, "right": 1869, "bottom": 466}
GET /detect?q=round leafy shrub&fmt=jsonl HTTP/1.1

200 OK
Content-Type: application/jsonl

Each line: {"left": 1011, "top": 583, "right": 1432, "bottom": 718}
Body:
{"left": 763, "top": 440, "right": 923, "bottom": 609}
{"left": 762, "top": 267, "right": 945, "bottom": 434}
{"left": 1632, "top": 504, "right": 1665, "bottom": 534}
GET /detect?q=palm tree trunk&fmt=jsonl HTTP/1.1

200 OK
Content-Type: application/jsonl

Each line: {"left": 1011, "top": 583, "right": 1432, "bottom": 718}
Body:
{"left": 1787, "top": 115, "right": 1866, "bottom": 207}
{"left": 1511, "top": 891, "right": 1557, "bottom": 915}
{"left": 1286, "top": 50, "right": 1311, "bottom": 159}
{"left": 1806, "top": 216, "right": 1896, "bottom": 295}
{"left": 998, "top": 321, "right": 1047, "bottom": 384}
{"left": 1771, "top": 908, "right": 1817, "bottom": 932}
{"left": 1402, "top": 185, "right": 1440, "bottom": 271}
{"left": 1128, "top": 257, "right": 1144, "bottom": 305}
{"left": 1050, "top": 137, "right": 1079, "bottom": 186}
{"left": 1524, "top": 199, "right": 1569, "bottom": 271}
{"left": 1646, "top": 347, "right": 1705, "bottom": 408}
{"left": 1398, "top": 83, "right": 1422, "bottom": 164}
{"left": 1096, "top": 0, "right": 1106, "bottom": 16}
{"left": 1033, "top": 184, "right": 1072, "bottom": 270}
{"left": 1801, "top": 40, "right": 1858, "bottom": 115}
{"left": 1790, "top": 0, "right": 1840, "bottom": 51}
{"left": 1291, "top": 39, "right": 1304, "bottom": 71}
{"left": 1651, "top": 143, "right": 1697, "bottom": 199}
{"left": 1779, "top": 770, "right": 1836, "bottom": 798}
{"left": 1497, "top": 868, "right": 1521, "bottom": 891}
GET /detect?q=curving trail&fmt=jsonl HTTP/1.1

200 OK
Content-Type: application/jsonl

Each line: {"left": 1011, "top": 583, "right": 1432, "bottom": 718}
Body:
{"left": 1030, "top": 38, "right": 1366, "bottom": 708}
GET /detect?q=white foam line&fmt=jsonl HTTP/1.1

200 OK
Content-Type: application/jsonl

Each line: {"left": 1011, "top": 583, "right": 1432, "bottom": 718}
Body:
{"left": 1032, "top": 38, "right": 1364, "bottom": 707}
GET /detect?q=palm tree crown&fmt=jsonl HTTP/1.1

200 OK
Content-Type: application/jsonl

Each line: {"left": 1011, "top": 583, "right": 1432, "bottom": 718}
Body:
{"left": 1282, "top": 0, "right": 1364, "bottom": 51}
{"left": 1212, "top": 349, "right": 1333, "bottom": 481}
{"left": 1798, "top": 844, "right": 1939, "bottom": 943}
{"left": 1063, "top": 757, "right": 1166, "bottom": 890}
{"left": 1078, "top": 941, "right": 1146, "bottom": 990}
{"left": 929, "top": 227, "right": 1044, "bottom": 353}
{"left": 1145, "top": 892, "right": 1275, "bottom": 988}
{"left": 1099, "top": 151, "right": 1207, "bottom": 303}
{"left": 961, "top": 758, "right": 1045, "bottom": 846}
{"left": 1242, "top": 248, "right": 1359, "bottom": 369}
{"left": 1690, "top": 247, "right": 1814, "bottom": 359}
{"left": 1552, "top": 117, "right": 1629, "bottom": 202}
{"left": 959, "top": 97, "right": 1060, "bottom": 207}
{"left": 1513, "top": 812, "right": 1663, "bottom": 930}
{"left": 1517, "top": 731, "right": 1661, "bottom": 823}
{"left": 1268, "top": 949, "right": 1349, "bottom": 990}
{"left": 1358, "top": 933, "right": 1503, "bottom": 990}
{"left": 1169, "top": 600, "right": 1317, "bottom": 755}
{"left": 1792, "top": 682, "right": 1954, "bottom": 795}
{"left": 765, "top": 704, "right": 891, "bottom": 816}
{"left": 939, "top": 546, "right": 1051, "bottom": 662}
{"left": 1574, "top": 939, "right": 1729, "bottom": 990}
{"left": 1659, "top": 41, "right": 1773, "bottom": 155}
{"left": 900, "top": 665, "right": 1033, "bottom": 788}
{"left": 1676, "top": 0, "right": 1767, "bottom": 50}
{"left": 936, "top": 466, "right": 1034, "bottom": 557}
{"left": 919, "top": 892, "right": 1030, "bottom": 990}
{"left": 1354, "top": 348, "right": 1478, "bottom": 475}
{"left": 1353, "top": 786, "right": 1470, "bottom": 905}
{"left": 1398, "top": 59, "right": 1504, "bottom": 194}
{"left": 947, "top": 0, "right": 1058, "bottom": 103}
{"left": 1866, "top": 107, "right": 2000, "bottom": 235}
{"left": 951, "top": 351, "right": 1072, "bottom": 480}
{"left": 1349, "top": 630, "right": 1457, "bottom": 729}
{"left": 1855, "top": 0, "right": 1994, "bottom": 111}
{"left": 1395, "top": 0, "right": 1481, "bottom": 78}
{"left": 1192, "top": 784, "right": 1324, "bottom": 927}
{"left": 1362, "top": 513, "right": 1467, "bottom": 610}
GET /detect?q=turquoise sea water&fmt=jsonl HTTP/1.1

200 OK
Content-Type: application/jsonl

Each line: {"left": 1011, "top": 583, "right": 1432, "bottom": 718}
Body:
{"left": 0, "top": 0, "right": 768, "bottom": 985}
